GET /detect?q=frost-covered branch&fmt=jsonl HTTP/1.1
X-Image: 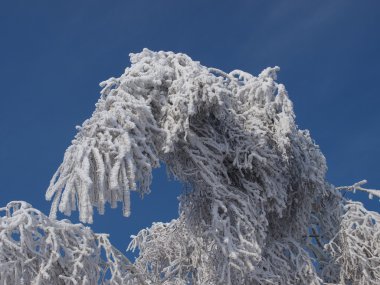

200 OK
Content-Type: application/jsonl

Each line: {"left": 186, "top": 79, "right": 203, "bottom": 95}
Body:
{"left": 0, "top": 201, "right": 145, "bottom": 284}
{"left": 336, "top": 180, "right": 380, "bottom": 200}
{"left": 324, "top": 201, "right": 380, "bottom": 284}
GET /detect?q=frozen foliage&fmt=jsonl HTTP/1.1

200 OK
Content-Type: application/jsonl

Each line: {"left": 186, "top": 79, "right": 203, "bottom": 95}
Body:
{"left": 2, "top": 49, "right": 379, "bottom": 284}
{"left": 0, "top": 201, "right": 146, "bottom": 285}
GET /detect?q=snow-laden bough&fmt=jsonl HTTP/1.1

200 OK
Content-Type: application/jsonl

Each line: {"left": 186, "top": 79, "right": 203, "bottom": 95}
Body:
{"left": 0, "top": 201, "right": 146, "bottom": 285}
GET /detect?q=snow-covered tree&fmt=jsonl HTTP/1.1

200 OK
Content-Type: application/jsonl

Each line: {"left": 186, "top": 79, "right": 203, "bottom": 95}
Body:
{"left": 1, "top": 49, "right": 380, "bottom": 284}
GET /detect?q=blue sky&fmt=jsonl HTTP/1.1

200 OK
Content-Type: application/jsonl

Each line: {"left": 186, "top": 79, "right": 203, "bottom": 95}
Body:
{"left": 0, "top": 0, "right": 379, "bottom": 259}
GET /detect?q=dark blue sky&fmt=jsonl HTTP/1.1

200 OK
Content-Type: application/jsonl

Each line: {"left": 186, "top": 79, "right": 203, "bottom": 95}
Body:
{"left": 0, "top": 0, "right": 379, "bottom": 259}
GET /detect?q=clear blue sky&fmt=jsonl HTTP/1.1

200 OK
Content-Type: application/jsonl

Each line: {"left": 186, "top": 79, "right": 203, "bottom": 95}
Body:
{"left": 0, "top": 0, "right": 379, "bottom": 259}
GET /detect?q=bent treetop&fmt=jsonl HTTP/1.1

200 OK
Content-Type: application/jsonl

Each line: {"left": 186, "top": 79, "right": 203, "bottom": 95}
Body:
{"left": 1, "top": 49, "right": 379, "bottom": 285}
